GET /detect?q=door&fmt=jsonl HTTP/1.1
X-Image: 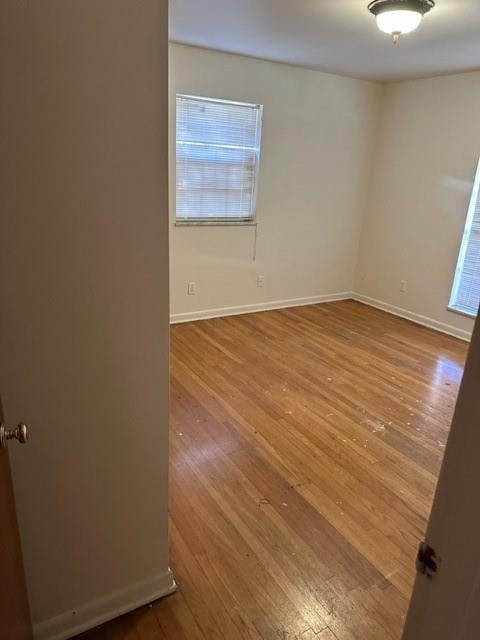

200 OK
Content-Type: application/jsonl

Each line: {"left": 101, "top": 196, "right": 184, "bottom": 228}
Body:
{"left": 1, "top": 2, "right": 171, "bottom": 638}
{"left": 0, "top": 395, "right": 32, "bottom": 640}
{"left": 403, "top": 313, "right": 480, "bottom": 639}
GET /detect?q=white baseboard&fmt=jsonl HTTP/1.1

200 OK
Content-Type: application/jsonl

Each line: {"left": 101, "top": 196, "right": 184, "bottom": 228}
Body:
{"left": 352, "top": 293, "right": 472, "bottom": 342}
{"left": 33, "top": 569, "right": 176, "bottom": 640}
{"left": 170, "top": 292, "right": 353, "bottom": 324}
{"left": 171, "top": 289, "right": 473, "bottom": 341}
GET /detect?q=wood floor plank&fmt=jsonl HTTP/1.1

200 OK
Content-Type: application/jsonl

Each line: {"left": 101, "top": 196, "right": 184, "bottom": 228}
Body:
{"left": 74, "top": 301, "right": 467, "bottom": 640}
{"left": 317, "top": 628, "right": 339, "bottom": 640}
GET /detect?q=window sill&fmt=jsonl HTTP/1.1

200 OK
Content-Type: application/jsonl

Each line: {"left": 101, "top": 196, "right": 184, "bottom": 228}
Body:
{"left": 175, "top": 220, "right": 257, "bottom": 228}
{"left": 447, "top": 305, "right": 477, "bottom": 319}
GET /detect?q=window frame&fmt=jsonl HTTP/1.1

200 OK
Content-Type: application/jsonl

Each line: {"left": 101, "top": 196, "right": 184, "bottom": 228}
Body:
{"left": 174, "top": 93, "right": 264, "bottom": 227}
{"left": 448, "top": 158, "right": 480, "bottom": 318}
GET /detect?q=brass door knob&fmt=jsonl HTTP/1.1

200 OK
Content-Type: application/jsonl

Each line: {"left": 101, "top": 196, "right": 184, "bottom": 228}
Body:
{"left": 0, "top": 423, "right": 30, "bottom": 449}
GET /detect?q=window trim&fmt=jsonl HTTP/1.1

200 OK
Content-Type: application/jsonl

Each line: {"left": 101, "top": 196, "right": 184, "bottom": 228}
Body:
{"left": 174, "top": 219, "right": 257, "bottom": 228}
{"left": 175, "top": 93, "right": 264, "bottom": 226}
{"left": 447, "top": 304, "right": 476, "bottom": 319}
{"left": 448, "top": 157, "right": 480, "bottom": 318}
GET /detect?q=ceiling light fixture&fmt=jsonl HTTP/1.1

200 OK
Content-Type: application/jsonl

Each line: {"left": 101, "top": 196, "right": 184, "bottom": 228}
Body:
{"left": 368, "top": 0, "right": 435, "bottom": 44}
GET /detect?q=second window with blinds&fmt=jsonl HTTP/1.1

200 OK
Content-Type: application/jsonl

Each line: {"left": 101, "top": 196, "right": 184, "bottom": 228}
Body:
{"left": 175, "top": 94, "right": 263, "bottom": 225}
{"left": 449, "top": 158, "right": 480, "bottom": 317}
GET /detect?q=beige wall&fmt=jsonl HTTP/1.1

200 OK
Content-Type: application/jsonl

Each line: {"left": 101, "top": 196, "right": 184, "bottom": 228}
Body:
{"left": 169, "top": 44, "right": 381, "bottom": 320}
{"left": 356, "top": 72, "right": 479, "bottom": 339}
{"left": 0, "top": 2, "right": 172, "bottom": 639}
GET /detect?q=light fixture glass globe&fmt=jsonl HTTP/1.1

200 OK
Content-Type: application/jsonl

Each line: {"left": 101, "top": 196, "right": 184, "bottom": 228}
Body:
{"left": 376, "top": 9, "right": 423, "bottom": 35}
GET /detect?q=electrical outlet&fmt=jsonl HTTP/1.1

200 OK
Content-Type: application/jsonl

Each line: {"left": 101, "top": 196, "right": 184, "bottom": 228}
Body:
{"left": 187, "top": 281, "right": 196, "bottom": 296}
{"left": 400, "top": 280, "right": 407, "bottom": 293}
{"left": 257, "top": 275, "right": 265, "bottom": 289}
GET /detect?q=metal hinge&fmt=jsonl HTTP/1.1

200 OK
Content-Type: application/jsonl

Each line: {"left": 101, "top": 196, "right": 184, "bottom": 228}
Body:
{"left": 416, "top": 541, "right": 438, "bottom": 579}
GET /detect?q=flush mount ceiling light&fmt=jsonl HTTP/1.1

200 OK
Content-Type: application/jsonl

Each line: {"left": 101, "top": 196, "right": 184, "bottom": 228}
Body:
{"left": 368, "top": 0, "right": 435, "bottom": 43}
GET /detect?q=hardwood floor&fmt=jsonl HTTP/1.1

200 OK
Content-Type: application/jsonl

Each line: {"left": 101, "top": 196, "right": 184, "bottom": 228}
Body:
{"left": 77, "top": 300, "right": 467, "bottom": 640}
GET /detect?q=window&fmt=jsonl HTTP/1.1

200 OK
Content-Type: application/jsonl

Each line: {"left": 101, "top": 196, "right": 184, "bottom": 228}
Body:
{"left": 175, "top": 94, "right": 263, "bottom": 224}
{"left": 449, "top": 159, "right": 480, "bottom": 317}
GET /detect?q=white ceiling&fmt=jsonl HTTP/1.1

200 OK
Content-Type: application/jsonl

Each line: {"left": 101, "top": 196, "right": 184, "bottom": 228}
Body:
{"left": 169, "top": 0, "right": 480, "bottom": 82}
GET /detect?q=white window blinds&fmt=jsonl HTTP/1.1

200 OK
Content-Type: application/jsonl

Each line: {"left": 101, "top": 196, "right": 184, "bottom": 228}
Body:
{"left": 450, "top": 159, "right": 480, "bottom": 317}
{"left": 176, "top": 94, "right": 263, "bottom": 223}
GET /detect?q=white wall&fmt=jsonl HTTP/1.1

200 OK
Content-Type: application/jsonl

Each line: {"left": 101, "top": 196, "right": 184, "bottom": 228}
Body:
{"left": 169, "top": 47, "right": 479, "bottom": 339}
{"left": 0, "top": 2, "right": 173, "bottom": 639}
{"left": 356, "top": 72, "right": 479, "bottom": 339}
{"left": 169, "top": 44, "right": 381, "bottom": 320}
